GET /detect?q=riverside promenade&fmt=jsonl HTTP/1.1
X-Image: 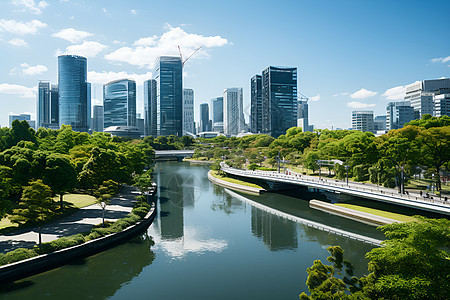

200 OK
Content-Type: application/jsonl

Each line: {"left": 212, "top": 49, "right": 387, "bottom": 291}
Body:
{"left": 0, "top": 185, "right": 139, "bottom": 254}
{"left": 220, "top": 162, "right": 450, "bottom": 216}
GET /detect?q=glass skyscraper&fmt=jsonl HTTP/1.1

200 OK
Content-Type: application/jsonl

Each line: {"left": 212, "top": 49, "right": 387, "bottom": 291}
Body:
{"left": 262, "top": 66, "right": 297, "bottom": 138}
{"left": 200, "top": 103, "right": 210, "bottom": 132}
{"left": 58, "top": 55, "right": 88, "bottom": 132}
{"left": 250, "top": 75, "right": 262, "bottom": 133}
{"left": 37, "top": 81, "right": 59, "bottom": 129}
{"left": 144, "top": 79, "right": 157, "bottom": 136}
{"left": 223, "top": 88, "right": 244, "bottom": 136}
{"left": 92, "top": 105, "right": 104, "bottom": 133}
{"left": 183, "top": 89, "right": 195, "bottom": 135}
{"left": 212, "top": 96, "right": 223, "bottom": 132}
{"left": 103, "top": 79, "right": 136, "bottom": 128}
{"left": 152, "top": 56, "right": 183, "bottom": 136}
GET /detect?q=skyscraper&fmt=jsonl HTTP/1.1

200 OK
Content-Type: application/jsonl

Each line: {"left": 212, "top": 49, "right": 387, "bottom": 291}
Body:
{"left": 250, "top": 75, "right": 262, "bottom": 133}
{"left": 183, "top": 89, "right": 195, "bottom": 135}
{"left": 200, "top": 103, "right": 210, "bottom": 132}
{"left": 144, "top": 79, "right": 157, "bottom": 136}
{"left": 405, "top": 78, "right": 450, "bottom": 117}
{"left": 297, "top": 99, "right": 312, "bottom": 132}
{"left": 352, "top": 110, "right": 374, "bottom": 132}
{"left": 152, "top": 56, "right": 183, "bottom": 136}
{"left": 386, "top": 101, "right": 417, "bottom": 130}
{"left": 92, "top": 105, "right": 104, "bottom": 132}
{"left": 212, "top": 96, "right": 223, "bottom": 132}
{"left": 50, "top": 84, "right": 59, "bottom": 127}
{"left": 223, "top": 88, "right": 244, "bottom": 136}
{"left": 261, "top": 66, "right": 298, "bottom": 137}
{"left": 37, "top": 81, "right": 59, "bottom": 129}
{"left": 103, "top": 79, "right": 136, "bottom": 128}
{"left": 58, "top": 55, "right": 88, "bottom": 132}
{"left": 87, "top": 82, "right": 91, "bottom": 131}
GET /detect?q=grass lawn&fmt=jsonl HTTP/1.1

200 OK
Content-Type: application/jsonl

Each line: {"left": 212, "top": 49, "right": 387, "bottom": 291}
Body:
{"left": 210, "top": 170, "right": 264, "bottom": 189}
{"left": 335, "top": 203, "right": 418, "bottom": 223}
{"left": 0, "top": 217, "right": 17, "bottom": 230}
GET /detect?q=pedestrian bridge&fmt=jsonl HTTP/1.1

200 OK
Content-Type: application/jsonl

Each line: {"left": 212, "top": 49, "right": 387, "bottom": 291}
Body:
{"left": 220, "top": 162, "right": 450, "bottom": 216}
{"left": 155, "top": 150, "right": 195, "bottom": 161}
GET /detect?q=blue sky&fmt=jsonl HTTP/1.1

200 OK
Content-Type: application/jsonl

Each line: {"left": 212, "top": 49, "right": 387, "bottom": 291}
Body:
{"left": 0, "top": 0, "right": 449, "bottom": 129}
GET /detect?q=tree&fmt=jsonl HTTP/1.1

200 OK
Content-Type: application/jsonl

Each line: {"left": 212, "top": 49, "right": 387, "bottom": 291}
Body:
{"left": 9, "top": 180, "right": 55, "bottom": 247}
{"left": 300, "top": 217, "right": 450, "bottom": 299}
{"left": 94, "top": 180, "right": 118, "bottom": 226}
{"left": 0, "top": 166, "right": 13, "bottom": 217}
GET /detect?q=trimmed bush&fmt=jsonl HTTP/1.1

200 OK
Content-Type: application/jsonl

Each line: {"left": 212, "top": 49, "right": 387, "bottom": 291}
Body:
{"left": 0, "top": 248, "right": 38, "bottom": 265}
{"left": 132, "top": 207, "right": 149, "bottom": 219}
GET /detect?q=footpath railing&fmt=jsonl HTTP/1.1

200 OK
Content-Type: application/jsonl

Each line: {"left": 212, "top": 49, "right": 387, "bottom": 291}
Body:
{"left": 220, "top": 162, "right": 450, "bottom": 209}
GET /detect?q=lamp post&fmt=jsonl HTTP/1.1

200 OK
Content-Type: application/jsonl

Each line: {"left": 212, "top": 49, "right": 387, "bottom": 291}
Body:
{"left": 432, "top": 173, "right": 435, "bottom": 193}
{"left": 345, "top": 165, "right": 349, "bottom": 186}
{"left": 401, "top": 166, "right": 405, "bottom": 194}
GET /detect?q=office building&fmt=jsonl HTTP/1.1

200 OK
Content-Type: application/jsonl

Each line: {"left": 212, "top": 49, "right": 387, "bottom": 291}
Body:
{"left": 183, "top": 89, "right": 195, "bottom": 135}
{"left": 250, "top": 75, "right": 262, "bottom": 133}
{"left": 262, "top": 66, "right": 298, "bottom": 137}
{"left": 58, "top": 55, "right": 89, "bottom": 132}
{"left": 200, "top": 103, "right": 210, "bottom": 132}
{"left": 9, "top": 113, "right": 35, "bottom": 129}
{"left": 103, "top": 79, "right": 136, "bottom": 128}
{"left": 373, "top": 115, "right": 387, "bottom": 131}
{"left": 352, "top": 110, "right": 374, "bottom": 132}
{"left": 87, "top": 82, "right": 91, "bottom": 131}
{"left": 212, "top": 96, "right": 223, "bottom": 132}
{"left": 433, "top": 94, "right": 450, "bottom": 117}
{"left": 223, "top": 88, "right": 244, "bottom": 136}
{"left": 50, "top": 84, "right": 59, "bottom": 127}
{"left": 92, "top": 105, "right": 104, "bottom": 133}
{"left": 405, "top": 78, "right": 450, "bottom": 117}
{"left": 136, "top": 113, "right": 145, "bottom": 136}
{"left": 152, "top": 56, "right": 183, "bottom": 136}
{"left": 386, "top": 101, "right": 417, "bottom": 130}
{"left": 37, "top": 81, "right": 59, "bottom": 129}
{"left": 297, "top": 99, "right": 313, "bottom": 132}
{"left": 144, "top": 79, "right": 157, "bottom": 136}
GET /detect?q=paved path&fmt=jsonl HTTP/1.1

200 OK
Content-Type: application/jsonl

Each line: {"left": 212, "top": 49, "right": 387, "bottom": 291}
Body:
{"left": 0, "top": 185, "right": 138, "bottom": 254}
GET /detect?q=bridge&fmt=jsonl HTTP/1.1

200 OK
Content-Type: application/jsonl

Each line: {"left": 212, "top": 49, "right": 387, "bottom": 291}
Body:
{"left": 155, "top": 150, "right": 195, "bottom": 161}
{"left": 220, "top": 162, "right": 450, "bottom": 216}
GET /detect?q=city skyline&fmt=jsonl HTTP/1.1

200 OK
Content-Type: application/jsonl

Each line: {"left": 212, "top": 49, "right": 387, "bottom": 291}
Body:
{"left": 0, "top": 0, "right": 449, "bottom": 129}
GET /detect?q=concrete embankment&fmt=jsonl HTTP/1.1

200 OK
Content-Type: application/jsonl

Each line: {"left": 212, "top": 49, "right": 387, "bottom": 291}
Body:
{"left": 309, "top": 200, "right": 400, "bottom": 227}
{"left": 0, "top": 203, "right": 157, "bottom": 285}
{"left": 208, "top": 171, "right": 265, "bottom": 195}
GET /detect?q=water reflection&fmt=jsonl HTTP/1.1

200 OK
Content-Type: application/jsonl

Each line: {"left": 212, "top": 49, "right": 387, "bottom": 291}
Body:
{"left": 211, "top": 192, "right": 246, "bottom": 214}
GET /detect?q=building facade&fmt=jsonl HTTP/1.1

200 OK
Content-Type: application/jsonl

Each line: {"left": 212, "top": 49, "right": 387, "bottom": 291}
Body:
{"left": 352, "top": 110, "right": 374, "bottom": 132}
{"left": 37, "top": 81, "right": 59, "bottom": 129}
{"left": 261, "top": 66, "right": 298, "bottom": 137}
{"left": 433, "top": 94, "right": 450, "bottom": 117}
{"left": 103, "top": 79, "right": 136, "bottom": 128}
{"left": 297, "top": 99, "right": 312, "bottom": 132}
{"left": 373, "top": 115, "right": 387, "bottom": 131}
{"left": 58, "top": 55, "right": 89, "bottom": 132}
{"left": 92, "top": 105, "right": 104, "bottom": 133}
{"left": 9, "top": 113, "right": 31, "bottom": 128}
{"left": 405, "top": 78, "right": 450, "bottom": 117}
{"left": 200, "top": 103, "right": 210, "bottom": 132}
{"left": 152, "top": 56, "right": 183, "bottom": 136}
{"left": 386, "top": 101, "right": 417, "bottom": 130}
{"left": 250, "top": 75, "right": 262, "bottom": 133}
{"left": 223, "top": 88, "right": 244, "bottom": 136}
{"left": 212, "top": 96, "right": 224, "bottom": 132}
{"left": 183, "top": 88, "right": 195, "bottom": 135}
{"left": 144, "top": 79, "right": 157, "bottom": 136}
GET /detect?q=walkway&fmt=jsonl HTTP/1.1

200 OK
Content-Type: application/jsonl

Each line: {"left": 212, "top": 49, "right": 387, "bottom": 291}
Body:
{"left": 220, "top": 162, "right": 450, "bottom": 216}
{"left": 0, "top": 186, "right": 138, "bottom": 254}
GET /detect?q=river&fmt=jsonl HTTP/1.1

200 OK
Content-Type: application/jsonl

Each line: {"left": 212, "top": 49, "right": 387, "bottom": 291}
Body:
{"left": 0, "top": 161, "right": 384, "bottom": 299}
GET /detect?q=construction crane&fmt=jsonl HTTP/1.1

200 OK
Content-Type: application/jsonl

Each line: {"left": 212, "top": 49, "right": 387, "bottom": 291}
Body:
{"left": 178, "top": 45, "right": 203, "bottom": 68}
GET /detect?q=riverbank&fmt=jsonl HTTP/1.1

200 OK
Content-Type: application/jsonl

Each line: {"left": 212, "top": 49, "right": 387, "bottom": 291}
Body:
{"left": 183, "top": 158, "right": 214, "bottom": 164}
{"left": 208, "top": 170, "right": 265, "bottom": 195}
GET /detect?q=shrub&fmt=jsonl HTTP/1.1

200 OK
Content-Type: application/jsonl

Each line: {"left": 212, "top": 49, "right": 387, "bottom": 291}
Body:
{"left": 0, "top": 248, "right": 38, "bottom": 266}
{"left": 132, "top": 207, "right": 149, "bottom": 219}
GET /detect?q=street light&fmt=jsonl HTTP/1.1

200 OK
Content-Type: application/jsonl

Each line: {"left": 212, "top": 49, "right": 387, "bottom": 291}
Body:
{"left": 344, "top": 165, "right": 349, "bottom": 186}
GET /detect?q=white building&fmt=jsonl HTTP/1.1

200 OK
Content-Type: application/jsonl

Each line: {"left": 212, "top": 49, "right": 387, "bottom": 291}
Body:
{"left": 352, "top": 110, "right": 374, "bottom": 132}
{"left": 183, "top": 88, "right": 195, "bottom": 135}
{"left": 433, "top": 94, "right": 450, "bottom": 117}
{"left": 405, "top": 78, "right": 450, "bottom": 117}
{"left": 223, "top": 88, "right": 244, "bottom": 136}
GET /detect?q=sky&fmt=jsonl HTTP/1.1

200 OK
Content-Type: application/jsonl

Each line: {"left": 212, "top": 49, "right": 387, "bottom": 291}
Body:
{"left": 0, "top": 0, "right": 449, "bottom": 130}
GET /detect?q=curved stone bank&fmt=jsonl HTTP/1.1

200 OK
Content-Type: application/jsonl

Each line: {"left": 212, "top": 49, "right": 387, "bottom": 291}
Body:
{"left": 0, "top": 203, "right": 157, "bottom": 285}
{"left": 208, "top": 170, "right": 265, "bottom": 195}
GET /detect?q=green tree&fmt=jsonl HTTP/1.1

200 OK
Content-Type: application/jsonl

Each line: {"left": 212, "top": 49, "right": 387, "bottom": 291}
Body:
{"left": 9, "top": 180, "right": 55, "bottom": 247}
{"left": 0, "top": 165, "right": 13, "bottom": 217}
{"left": 94, "top": 180, "right": 118, "bottom": 227}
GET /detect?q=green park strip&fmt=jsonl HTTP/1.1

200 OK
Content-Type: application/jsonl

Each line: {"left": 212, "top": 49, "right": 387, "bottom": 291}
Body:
{"left": 334, "top": 203, "right": 418, "bottom": 223}
{"left": 0, "top": 202, "right": 151, "bottom": 266}
{"left": 59, "top": 193, "right": 97, "bottom": 208}
{"left": 210, "top": 170, "right": 263, "bottom": 189}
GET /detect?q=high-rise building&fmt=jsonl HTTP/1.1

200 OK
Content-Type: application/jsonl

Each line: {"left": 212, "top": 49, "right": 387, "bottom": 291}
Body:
{"left": 223, "top": 88, "right": 244, "bottom": 136}
{"left": 433, "top": 94, "right": 450, "bottom": 117}
{"left": 58, "top": 55, "right": 89, "bottom": 132}
{"left": 152, "top": 56, "right": 183, "bottom": 136}
{"left": 405, "top": 78, "right": 450, "bottom": 117}
{"left": 9, "top": 113, "right": 33, "bottom": 128}
{"left": 103, "top": 79, "right": 136, "bottom": 128}
{"left": 386, "top": 101, "right": 417, "bottom": 131}
{"left": 297, "top": 99, "right": 312, "bottom": 132}
{"left": 87, "top": 82, "right": 91, "bottom": 131}
{"left": 37, "top": 81, "right": 59, "bottom": 129}
{"left": 200, "top": 103, "right": 210, "bottom": 132}
{"left": 373, "top": 115, "right": 387, "bottom": 131}
{"left": 144, "top": 79, "right": 157, "bottom": 136}
{"left": 50, "top": 84, "right": 59, "bottom": 127}
{"left": 262, "top": 66, "right": 298, "bottom": 137}
{"left": 352, "top": 110, "right": 374, "bottom": 132}
{"left": 92, "top": 105, "right": 104, "bottom": 133}
{"left": 183, "top": 89, "right": 195, "bottom": 135}
{"left": 212, "top": 96, "right": 224, "bottom": 132}
{"left": 250, "top": 75, "right": 262, "bottom": 133}
{"left": 136, "top": 113, "right": 145, "bottom": 136}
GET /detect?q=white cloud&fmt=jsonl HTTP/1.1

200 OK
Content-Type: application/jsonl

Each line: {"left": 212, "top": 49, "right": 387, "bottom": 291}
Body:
{"left": 88, "top": 70, "right": 152, "bottom": 86}
{"left": 382, "top": 85, "right": 406, "bottom": 101}
{"left": 130, "top": 9, "right": 137, "bottom": 15}
{"left": 350, "top": 88, "right": 377, "bottom": 99}
{"left": 105, "top": 25, "right": 228, "bottom": 68}
{"left": 0, "top": 83, "right": 36, "bottom": 98}
{"left": 62, "top": 41, "right": 108, "bottom": 58}
{"left": 346, "top": 101, "right": 376, "bottom": 109}
{"left": 8, "top": 38, "right": 28, "bottom": 47}
{"left": 431, "top": 56, "right": 450, "bottom": 63}
{"left": 11, "top": 0, "right": 49, "bottom": 14}
{"left": 332, "top": 92, "right": 349, "bottom": 97}
{"left": 52, "top": 28, "right": 93, "bottom": 43}
{"left": 309, "top": 94, "right": 320, "bottom": 101}
{"left": 0, "top": 19, "right": 47, "bottom": 35}
{"left": 20, "top": 63, "right": 48, "bottom": 75}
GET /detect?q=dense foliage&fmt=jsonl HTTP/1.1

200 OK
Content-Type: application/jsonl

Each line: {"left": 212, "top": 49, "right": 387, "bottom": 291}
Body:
{"left": 299, "top": 217, "right": 450, "bottom": 299}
